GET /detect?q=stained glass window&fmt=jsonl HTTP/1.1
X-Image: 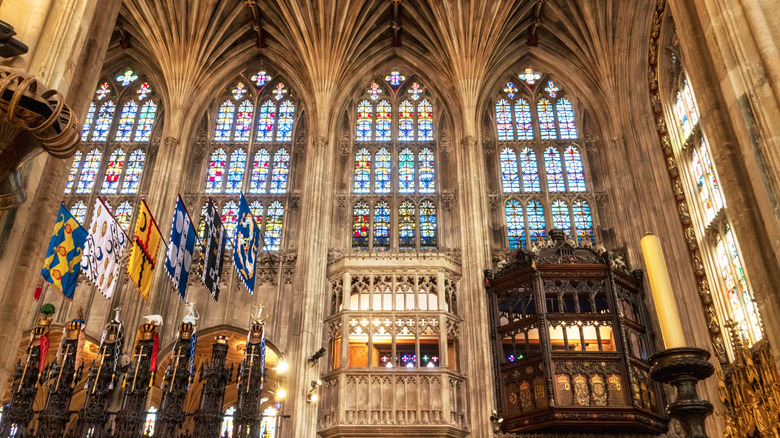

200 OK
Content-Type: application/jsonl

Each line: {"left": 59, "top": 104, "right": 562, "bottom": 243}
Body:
{"left": 234, "top": 101, "right": 254, "bottom": 142}
{"left": 376, "top": 100, "right": 391, "bottom": 142}
{"left": 91, "top": 101, "right": 115, "bottom": 142}
{"left": 136, "top": 82, "right": 151, "bottom": 100}
{"left": 418, "top": 148, "right": 435, "bottom": 193}
{"left": 264, "top": 201, "right": 284, "bottom": 251}
{"left": 385, "top": 71, "right": 405, "bottom": 88}
{"left": 357, "top": 100, "right": 372, "bottom": 142}
{"left": 715, "top": 230, "right": 761, "bottom": 344}
{"left": 270, "top": 149, "right": 289, "bottom": 194}
{"left": 274, "top": 83, "right": 287, "bottom": 101}
{"left": 65, "top": 151, "right": 82, "bottom": 193}
{"left": 399, "top": 201, "right": 416, "bottom": 249}
{"left": 252, "top": 71, "right": 271, "bottom": 87}
{"left": 527, "top": 200, "right": 546, "bottom": 243}
{"left": 232, "top": 83, "right": 246, "bottom": 100}
{"left": 214, "top": 101, "right": 235, "bottom": 141}
{"left": 226, "top": 149, "right": 247, "bottom": 193}
{"left": 545, "top": 81, "right": 560, "bottom": 98}
{"left": 418, "top": 99, "right": 433, "bottom": 141}
{"left": 504, "top": 82, "right": 518, "bottom": 99}
{"left": 101, "top": 149, "right": 126, "bottom": 193}
{"left": 398, "top": 100, "right": 414, "bottom": 141}
{"left": 700, "top": 137, "right": 724, "bottom": 210}
{"left": 82, "top": 102, "right": 96, "bottom": 141}
{"left": 115, "top": 202, "right": 133, "bottom": 232}
{"left": 398, "top": 148, "right": 415, "bottom": 193}
{"left": 121, "top": 149, "right": 145, "bottom": 193}
{"left": 277, "top": 100, "right": 294, "bottom": 142}
{"left": 500, "top": 149, "right": 520, "bottom": 193}
{"left": 505, "top": 200, "right": 525, "bottom": 249}
{"left": 692, "top": 148, "right": 715, "bottom": 223}
{"left": 682, "top": 79, "right": 700, "bottom": 127}
{"left": 77, "top": 149, "right": 102, "bottom": 194}
{"left": 572, "top": 200, "right": 594, "bottom": 245}
{"left": 198, "top": 203, "right": 207, "bottom": 241}
{"left": 544, "top": 147, "right": 565, "bottom": 192}
{"left": 142, "top": 407, "right": 157, "bottom": 436}
{"left": 249, "top": 201, "right": 263, "bottom": 224}
{"left": 352, "top": 201, "right": 370, "bottom": 249}
{"left": 257, "top": 101, "right": 276, "bottom": 142}
{"left": 205, "top": 148, "right": 227, "bottom": 193}
{"left": 70, "top": 200, "right": 88, "bottom": 225}
{"left": 116, "top": 69, "right": 138, "bottom": 86}
{"left": 221, "top": 201, "right": 239, "bottom": 249}
{"left": 496, "top": 99, "right": 513, "bottom": 141}
{"left": 515, "top": 100, "right": 534, "bottom": 140}
{"left": 373, "top": 200, "right": 390, "bottom": 249}
{"left": 221, "top": 407, "right": 235, "bottom": 438}
{"left": 520, "top": 68, "right": 541, "bottom": 85}
{"left": 724, "top": 229, "right": 761, "bottom": 340}
{"left": 675, "top": 91, "right": 692, "bottom": 139}
{"left": 375, "top": 148, "right": 391, "bottom": 193}
{"left": 564, "top": 146, "right": 586, "bottom": 191}
{"left": 115, "top": 101, "right": 137, "bottom": 141}
{"left": 419, "top": 200, "right": 437, "bottom": 248}
{"left": 250, "top": 149, "right": 271, "bottom": 193}
{"left": 134, "top": 101, "right": 157, "bottom": 142}
{"left": 556, "top": 98, "right": 577, "bottom": 139}
{"left": 353, "top": 148, "right": 371, "bottom": 193}
{"left": 551, "top": 200, "right": 571, "bottom": 235}
{"left": 261, "top": 407, "right": 278, "bottom": 438}
{"left": 368, "top": 83, "right": 382, "bottom": 100}
{"left": 408, "top": 82, "right": 422, "bottom": 100}
{"left": 96, "top": 82, "right": 111, "bottom": 100}
{"left": 520, "top": 148, "right": 540, "bottom": 192}
{"left": 537, "top": 99, "right": 556, "bottom": 140}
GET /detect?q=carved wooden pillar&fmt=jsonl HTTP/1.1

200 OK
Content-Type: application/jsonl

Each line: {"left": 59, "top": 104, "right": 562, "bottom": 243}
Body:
{"left": 156, "top": 322, "right": 195, "bottom": 438}
{"left": 233, "top": 322, "right": 266, "bottom": 438}
{"left": 114, "top": 322, "right": 160, "bottom": 438}
{"left": 191, "top": 336, "right": 233, "bottom": 438}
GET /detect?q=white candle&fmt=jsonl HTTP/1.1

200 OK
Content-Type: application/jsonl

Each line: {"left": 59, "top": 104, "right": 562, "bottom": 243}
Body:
{"left": 640, "top": 233, "right": 686, "bottom": 349}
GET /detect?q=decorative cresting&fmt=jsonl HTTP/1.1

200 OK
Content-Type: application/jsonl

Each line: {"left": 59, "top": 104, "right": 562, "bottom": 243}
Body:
{"left": 156, "top": 322, "right": 196, "bottom": 438}
{"left": 0, "top": 67, "right": 80, "bottom": 208}
{"left": 233, "top": 307, "right": 267, "bottom": 438}
{"left": 0, "top": 307, "right": 54, "bottom": 437}
{"left": 191, "top": 336, "right": 234, "bottom": 438}
{"left": 35, "top": 311, "right": 85, "bottom": 438}
{"left": 114, "top": 318, "right": 161, "bottom": 438}
{"left": 70, "top": 308, "right": 125, "bottom": 438}
{"left": 484, "top": 230, "right": 667, "bottom": 434}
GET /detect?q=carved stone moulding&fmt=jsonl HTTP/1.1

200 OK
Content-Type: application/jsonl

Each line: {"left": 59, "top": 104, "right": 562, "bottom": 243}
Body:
{"left": 318, "top": 424, "right": 469, "bottom": 438}
{"left": 0, "top": 66, "right": 80, "bottom": 209}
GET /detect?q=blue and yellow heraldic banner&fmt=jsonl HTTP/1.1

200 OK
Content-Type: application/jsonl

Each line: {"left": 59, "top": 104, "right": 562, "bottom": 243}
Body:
{"left": 233, "top": 193, "right": 260, "bottom": 294}
{"left": 41, "top": 205, "right": 88, "bottom": 299}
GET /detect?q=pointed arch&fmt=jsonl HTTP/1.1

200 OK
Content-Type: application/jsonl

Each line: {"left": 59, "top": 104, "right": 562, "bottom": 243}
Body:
{"left": 134, "top": 101, "right": 157, "bottom": 142}
{"left": 249, "top": 201, "right": 263, "bottom": 224}
{"left": 70, "top": 200, "right": 88, "bottom": 225}
{"left": 551, "top": 200, "right": 571, "bottom": 235}
{"left": 114, "top": 201, "right": 133, "bottom": 232}
{"left": 92, "top": 101, "right": 115, "bottom": 142}
{"left": 520, "top": 148, "right": 540, "bottom": 192}
{"left": 81, "top": 102, "right": 96, "bottom": 141}
{"left": 221, "top": 200, "right": 239, "bottom": 249}
{"left": 277, "top": 100, "right": 294, "bottom": 142}
{"left": 354, "top": 148, "right": 372, "bottom": 193}
{"left": 572, "top": 199, "right": 594, "bottom": 245}
{"left": 65, "top": 151, "right": 83, "bottom": 193}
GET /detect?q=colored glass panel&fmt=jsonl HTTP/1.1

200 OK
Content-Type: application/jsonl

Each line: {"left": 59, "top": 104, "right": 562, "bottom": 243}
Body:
{"left": 250, "top": 149, "right": 271, "bottom": 193}
{"left": 700, "top": 137, "right": 724, "bottom": 210}
{"left": 500, "top": 148, "right": 520, "bottom": 193}
{"left": 270, "top": 149, "right": 289, "bottom": 194}
{"left": 520, "top": 148, "right": 540, "bottom": 192}
{"left": 115, "top": 101, "right": 138, "bottom": 141}
{"left": 257, "top": 100, "right": 276, "bottom": 142}
{"left": 232, "top": 83, "right": 246, "bottom": 100}
{"left": 716, "top": 234, "right": 751, "bottom": 343}
{"left": 545, "top": 81, "right": 560, "bottom": 98}
{"left": 101, "top": 149, "right": 126, "bottom": 193}
{"left": 198, "top": 203, "right": 207, "bottom": 241}
{"left": 134, "top": 101, "right": 157, "bottom": 142}
{"left": 226, "top": 148, "right": 247, "bottom": 193}
{"left": 91, "top": 101, "right": 115, "bottom": 142}
{"left": 70, "top": 201, "right": 88, "bottom": 225}
{"left": 77, "top": 149, "right": 102, "bottom": 194}
{"left": 115, "top": 202, "right": 133, "bottom": 232}
{"left": 264, "top": 201, "right": 284, "bottom": 251}
{"left": 221, "top": 407, "right": 235, "bottom": 438}
{"left": 496, "top": 99, "right": 513, "bottom": 141}
{"left": 96, "top": 83, "right": 111, "bottom": 100}
{"left": 503, "top": 82, "right": 518, "bottom": 99}
{"left": 418, "top": 148, "right": 435, "bottom": 193}
{"left": 556, "top": 98, "right": 577, "bottom": 139}
{"left": 418, "top": 99, "right": 433, "bottom": 141}
{"left": 398, "top": 100, "right": 414, "bottom": 141}
{"left": 276, "top": 100, "right": 294, "bottom": 142}
{"left": 354, "top": 148, "right": 371, "bottom": 193}
{"left": 520, "top": 68, "right": 541, "bottom": 85}
{"left": 136, "top": 82, "right": 151, "bottom": 100}
{"left": 515, "top": 100, "right": 534, "bottom": 140}
{"left": 675, "top": 91, "right": 692, "bottom": 139}
{"left": 65, "top": 151, "right": 82, "bottom": 193}
{"left": 373, "top": 200, "right": 390, "bottom": 249}
{"left": 537, "top": 99, "right": 556, "bottom": 140}
{"left": 505, "top": 200, "right": 525, "bottom": 249}
{"left": 375, "top": 148, "right": 391, "bottom": 193}
{"left": 221, "top": 201, "right": 239, "bottom": 249}
{"left": 82, "top": 102, "right": 95, "bottom": 141}
{"left": 725, "top": 228, "right": 761, "bottom": 340}
{"left": 420, "top": 200, "right": 437, "bottom": 248}
{"left": 682, "top": 79, "right": 700, "bottom": 127}
{"left": 252, "top": 71, "right": 271, "bottom": 87}
{"left": 234, "top": 100, "right": 253, "bottom": 142}
{"left": 352, "top": 201, "right": 370, "bottom": 249}
{"left": 214, "top": 100, "right": 235, "bottom": 141}
{"left": 399, "top": 200, "right": 416, "bottom": 249}
{"left": 572, "top": 200, "right": 594, "bottom": 245}
{"left": 261, "top": 407, "right": 278, "bottom": 438}
{"left": 551, "top": 200, "right": 571, "bottom": 235}
{"left": 249, "top": 201, "right": 263, "bottom": 224}
{"left": 544, "top": 147, "right": 565, "bottom": 192}
{"left": 408, "top": 82, "right": 422, "bottom": 100}
{"left": 399, "top": 148, "right": 415, "bottom": 193}
{"left": 376, "top": 100, "right": 391, "bottom": 141}
{"left": 526, "top": 200, "right": 546, "bottom": 243}
{"left": 692, "top": 148, "right": 715, "bottom": 223}
{"left": 116, "top": 69, "right": 138, "bottom": 86}
{"left": 142, "top": 407, "right": 156, "bottom": 436}
{"left": 368, "top": 83, "right": 382, "bottom": 100}
{"left": 357, "top": 100, "right": 373, "bottom": 142}
{"left": 205, "top": 148, "right": 227, "bottom": 193}
{"left": 385, "top": 71, "right": 405, "bottom": 88}
{"left": 274, "top": 83, "right": 287, "bottom": 101}
{"left": 564, "top": 146, "right": 586, "bottom": 191}
{"left": 121, "top": 149, "right": 145, "bottom": 193}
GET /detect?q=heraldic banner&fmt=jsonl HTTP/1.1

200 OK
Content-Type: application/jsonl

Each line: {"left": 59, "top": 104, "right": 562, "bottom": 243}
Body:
{"left": 200, "top": 199, "right": 226, "bottom": 301}
{"left": 127, "top": 200, "right": 162, "bottom": 300}
{"left": 165, "top": 195, "right": 197, "bottom": 300}
{"left": 41, "top": 204, "right": 88, "bottom": 299}
{"left": 233, "top": 193, "right": 260, "bottom": 293}
{"left": 81, "top": 198, "right": 127, "bottom": 298}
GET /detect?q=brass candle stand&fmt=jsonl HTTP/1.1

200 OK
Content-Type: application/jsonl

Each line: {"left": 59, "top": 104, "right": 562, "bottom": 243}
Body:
{"left": 649, "top": 347, "right": 715, "bottom": 438}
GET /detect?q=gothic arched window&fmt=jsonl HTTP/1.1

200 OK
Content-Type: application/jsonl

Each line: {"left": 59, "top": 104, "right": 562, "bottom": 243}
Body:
{"left": 491, "top": 69, "right": 595, "bottom": 248}
{"left": 221, "top": 407, "right": 235, "bottom": 438}
{"left": 142, "top": 406, "right": 157, "bottom": 436}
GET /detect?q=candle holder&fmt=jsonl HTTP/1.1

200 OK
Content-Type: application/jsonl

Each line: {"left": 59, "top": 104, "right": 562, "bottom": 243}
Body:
{"left": 649, "top": 347, "right": 714, "bottom": 438}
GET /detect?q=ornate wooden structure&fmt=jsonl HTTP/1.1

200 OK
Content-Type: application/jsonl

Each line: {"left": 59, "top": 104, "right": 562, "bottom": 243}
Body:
{"left": 485, "top": 229, "right": 668, "bottom": 434}
{"left": 156, "top": 322, "right": 196, "bottom": 438}
{"left": 191, "top": 336, "right": 233, "bottom": 438}
{"left": 114, "top": 321, "right": 160, "bottom": 438}
{"left": 233, "top": 321, "right": 266, "bottom": 438}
